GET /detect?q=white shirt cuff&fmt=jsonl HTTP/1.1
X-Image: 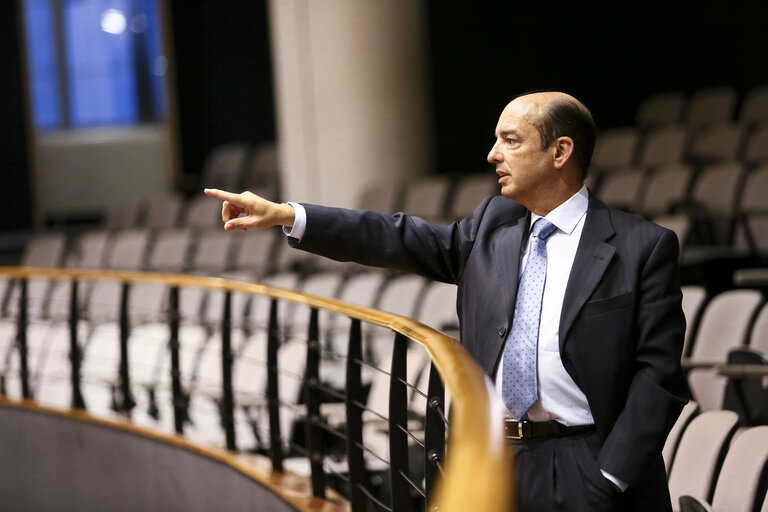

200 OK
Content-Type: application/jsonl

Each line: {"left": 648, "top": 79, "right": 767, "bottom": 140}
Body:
{"left": 601, "top": 469, "right": 628, "bottom": 492}
{"left": 282, "top": 202, "right": 306, "bottom": 240}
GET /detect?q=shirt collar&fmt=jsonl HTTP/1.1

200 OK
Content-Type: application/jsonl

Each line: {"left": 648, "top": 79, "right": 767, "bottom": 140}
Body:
{"left": 530, "top": 185, "right": 589, "bottom": 236}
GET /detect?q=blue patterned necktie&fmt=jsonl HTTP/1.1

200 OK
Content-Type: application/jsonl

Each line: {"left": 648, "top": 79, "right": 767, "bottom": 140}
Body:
{"left": 502, "top": 217, "right": 558, "bottom": 420}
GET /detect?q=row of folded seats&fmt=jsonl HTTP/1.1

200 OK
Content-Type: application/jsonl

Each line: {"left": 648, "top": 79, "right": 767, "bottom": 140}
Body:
{"left": 0, "top": 229, "right": 459, "bottom": 473}
{"left": 663, "top": 285, "right": 768, "bottom": 511}
{"left": 588, "top": 85, "right": 768, "bottom": 295}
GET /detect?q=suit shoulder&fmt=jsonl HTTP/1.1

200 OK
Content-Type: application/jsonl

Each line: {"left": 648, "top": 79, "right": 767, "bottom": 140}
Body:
{"left": 477, "top": 195, "right": 528, "bottom": 222}
{"left": 608, "top": 206, "right": 666, "bottom": 233}
{"left": 606, "top": 205, "right": 680, "bottom": 249}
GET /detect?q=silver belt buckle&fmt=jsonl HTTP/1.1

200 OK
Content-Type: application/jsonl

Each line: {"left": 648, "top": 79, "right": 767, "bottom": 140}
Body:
{"left": 506, "top": 419, "right": 524, "bottom": 440}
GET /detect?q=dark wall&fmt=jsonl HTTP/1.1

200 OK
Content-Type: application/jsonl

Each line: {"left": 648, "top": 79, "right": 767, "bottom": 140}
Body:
{"left": 427, "top": 1, "right": 768, "bottom": 173}
{"left": 169, "top": 0, "right": 276, "bottom": 187}
{"left": 0, "top": 2, "right": 32, "bottom": 231}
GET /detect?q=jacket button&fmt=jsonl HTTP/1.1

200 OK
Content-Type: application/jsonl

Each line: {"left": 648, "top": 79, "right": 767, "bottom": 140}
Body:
{"left": 498, "top": 326, "right": 507, "bottom": 337}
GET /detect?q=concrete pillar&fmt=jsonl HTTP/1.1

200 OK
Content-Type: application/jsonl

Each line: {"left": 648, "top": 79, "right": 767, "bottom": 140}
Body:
{"left": 268, "top": 0, "right": 430, "bottom": 209}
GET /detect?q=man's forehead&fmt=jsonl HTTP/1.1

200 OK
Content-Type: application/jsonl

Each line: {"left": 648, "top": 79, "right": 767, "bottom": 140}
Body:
{"left": 496, "top": 99, "right": 539, "bottom": 133}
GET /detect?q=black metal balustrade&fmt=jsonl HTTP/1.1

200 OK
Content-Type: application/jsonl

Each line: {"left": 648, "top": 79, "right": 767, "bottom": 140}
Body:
{"left": 0, "top": 269, "right": 468, "bottom": 512}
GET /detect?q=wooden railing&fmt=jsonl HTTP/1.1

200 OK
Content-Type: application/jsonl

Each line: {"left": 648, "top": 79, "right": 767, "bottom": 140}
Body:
{"left": 0, "top": 266, "right": 513, "bottom": 512}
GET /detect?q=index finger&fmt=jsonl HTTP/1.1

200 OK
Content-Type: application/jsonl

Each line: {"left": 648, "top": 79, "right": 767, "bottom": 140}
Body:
{"left": 204, "top": 188, "right": 237, "bottom": 202}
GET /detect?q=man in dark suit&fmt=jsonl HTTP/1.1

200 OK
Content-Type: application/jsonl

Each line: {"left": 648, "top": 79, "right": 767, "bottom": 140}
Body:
{"left": 205, "top": 91, "right": 687, "bottom": 511}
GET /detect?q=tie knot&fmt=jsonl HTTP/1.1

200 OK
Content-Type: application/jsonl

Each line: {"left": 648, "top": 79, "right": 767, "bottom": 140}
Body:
{"left": 531, "top": 218, "right": 557, "bottom": 241}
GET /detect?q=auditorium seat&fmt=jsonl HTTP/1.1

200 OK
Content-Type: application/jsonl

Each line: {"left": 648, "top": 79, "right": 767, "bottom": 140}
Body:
{"left": 240, "top": 141, "right": 281, "bottom": 201}
{"left": 638, "top": 125, "right": 688, "bottom": 168}
{"left": 739, "top": 84, "right": 768, "bottom": 125}
{"left": 742, "top": 122, "right": 768, "bottom": 166}
{"left": 199, "top": 142, "right": 250, "bottom": 193}
{"left": 356, "top": 178, "right": 402, "bottom": 215}
{"left": 2, "top": 232, "right": 66, "bottom": 320}
{"left": 147, "top": 228, "right": 193, "bottom": 273}
{"left": 144, "top": 193, "right": 184, "bottom": 230}
{"left": 653, "top": 214, "right": 692, "bottom": 250}
{"left": 189, "top": 228, "right": 238, "bottom": 274}
{"left": 688, "top": 122, "right": 747, "bottom": 164}
{"left": 681, "top": 285, "right": 708, "bottom": 357}
{"left": 285, "top": 270, "right": 348, "bottom": 369}
{"left": 31, "top": 320, "right": 89, "bottom": 409}
{"left": 83, "top": 228, "right": 152, "bottom": 325}
{"left": 683, "top": 161, "right": 746, "bottom": 246}
{"left": 721, "top": 303, "right": 768, "bottom": 426}
{"left": 667, "top": 410, "right": 739, "bottom": 512}
{"left": 636, "top": 163, "right": 694, "bottom": 218}
{"left": 731, "top": 164, "right": 768, "bottom": 255}
{"left": 73, "top": 228, "right": 159, "bottom": 416}
{"left": 636, "top": 91, "right": 685, "bottom": 128}
{"left": 595, "top": 166, "right": 646, "bottom": 212}
{"left": 678, "top": 426, "right": 768, "bottom": 512}
{"left": 448, "top": 174, "right": 497, "bottom": 220}
{"left": 368, "top": 273, "right": 429, "bottom": 365}
{"left": 399, "top": 175, "right": 452, "bottom": 223}
{"left": 231, "top": 228, "right": 280, "bottom": 278}
{"left": 128, "top": 291, "right": 211, "bottom": 432}
{"left": 102, "top": 199, "right": 143, "bottom": 231}
{"left": 663, "top": 401, "right": 700, "bottom": 475}
{"left": 181, "top": 272, "right": 301, "bottom": 448}
{"left": 591, "top": 128, "right": 640, "bottom": 173}
{"left": 106, "top": 228, "right": 153, "bottom": 271}
{"left": 417, "top": 280, "right": 459, "bottom": 335}
{"left": 182, "top": 195, "right": 224, "bottom": 229}
{"left": 684, "top": 289, "right": 763, "bottom": 411}
{"left": 80, "top": 279, "right": 171, "bottom": 416}
{"left": 199, "top": 270, "right": 300, "bottom": 384}
{"left": 684, "top": 87, "right": 738, "bottom": 132}
{"left": 64, "top": 230, "right": 112, "bottom": 269}
{"left": 2, "top": 231, "right": 104, "bottom": 406}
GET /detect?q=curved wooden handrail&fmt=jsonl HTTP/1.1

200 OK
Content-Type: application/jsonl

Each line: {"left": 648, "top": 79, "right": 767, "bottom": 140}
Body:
{"left": 0, "top": 266, "right": 513, "bottom": 511}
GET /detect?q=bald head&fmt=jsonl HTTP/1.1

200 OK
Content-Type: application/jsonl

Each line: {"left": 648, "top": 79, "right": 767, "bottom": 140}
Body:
{"left": 509, "top": 92, "right": 596, "bottom": 180}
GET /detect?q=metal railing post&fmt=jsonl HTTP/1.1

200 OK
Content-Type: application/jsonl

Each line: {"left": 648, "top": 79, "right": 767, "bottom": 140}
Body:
{"left": 17, "top": 278, "right": 31, "bottom": 399}
{"left": 69, "top": 279, "right": 85, "bottom": 409}
{"left": 168, "top": 286, "right": 186, "bottom": 434}
{"left": 221, "top": 290, "right": 236, "bottom": 450}
{"left": 389, "top": 332, "right": 410, "bottom": 511}
{"left": 424, "top": 362, "right": 446, "bottom": 500}
{"left": 117, "top": 282, "right": 135, "bottom": 414}
{"left": 304, "top": 307, "right": 325, "bottom": 498}
{"left": 267, "top": 298, "right": 283, "bottom": 470}
{"left": 345, "top": 318, "right": 367, "bottom": 512}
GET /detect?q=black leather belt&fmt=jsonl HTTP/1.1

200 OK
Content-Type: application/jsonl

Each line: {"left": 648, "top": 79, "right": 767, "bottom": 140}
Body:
{"left": 504, "top": 419, "right": 595, "bottom": 440}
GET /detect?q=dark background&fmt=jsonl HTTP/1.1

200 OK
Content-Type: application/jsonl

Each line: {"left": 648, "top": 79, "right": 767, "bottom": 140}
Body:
{"left": 3, "top": 0, "right": 768, "bottom": 231}
{"left": 426, "top": 1, "right": 768, "bottom": 172}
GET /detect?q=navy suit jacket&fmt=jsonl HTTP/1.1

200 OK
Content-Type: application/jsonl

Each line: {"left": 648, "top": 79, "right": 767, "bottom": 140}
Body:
{"left": 289, "top": 192, "right": 687, "bottom": 505}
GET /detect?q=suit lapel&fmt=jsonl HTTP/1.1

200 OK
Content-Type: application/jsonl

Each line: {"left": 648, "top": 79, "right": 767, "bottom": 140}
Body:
{"left": 559, "top": 196, "right": 616, "bottom": 351}
{"left": 496, "top": 211, "right": 530, "bottom": 325}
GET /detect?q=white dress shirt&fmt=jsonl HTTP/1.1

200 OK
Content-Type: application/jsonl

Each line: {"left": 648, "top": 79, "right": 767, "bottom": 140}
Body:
{"left": 493, "top": 185, "right": 593, "bottom": 426}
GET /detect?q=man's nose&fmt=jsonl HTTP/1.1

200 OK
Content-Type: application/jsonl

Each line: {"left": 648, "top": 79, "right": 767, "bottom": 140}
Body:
{"left": 487, "top": 143, "right": 502, "bottom": 163}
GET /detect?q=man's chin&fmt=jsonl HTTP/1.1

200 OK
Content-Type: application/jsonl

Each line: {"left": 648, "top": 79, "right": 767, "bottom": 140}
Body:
{"left": 499, "top": 186, "right": 517, "bottom": 199}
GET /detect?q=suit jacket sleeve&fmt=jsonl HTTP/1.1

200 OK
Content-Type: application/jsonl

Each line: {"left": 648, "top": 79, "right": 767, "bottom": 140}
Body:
{"left": 287, "top": 199, "right": 493, "bottom": 283}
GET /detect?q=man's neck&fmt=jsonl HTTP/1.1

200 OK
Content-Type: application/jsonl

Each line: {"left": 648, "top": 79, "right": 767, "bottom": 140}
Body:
{"left": 526, "top": 183, "right": 584, "bottom": 217}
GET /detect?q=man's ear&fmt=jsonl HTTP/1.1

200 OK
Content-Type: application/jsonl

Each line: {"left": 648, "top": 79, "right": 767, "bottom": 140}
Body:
{"left": 553, "top": 136, "right": 574, "bottom": 170}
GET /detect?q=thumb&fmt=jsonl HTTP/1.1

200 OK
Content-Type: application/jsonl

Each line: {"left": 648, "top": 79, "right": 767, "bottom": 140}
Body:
{"left": 224, "top": 217, "right": 247, "bottom": 231}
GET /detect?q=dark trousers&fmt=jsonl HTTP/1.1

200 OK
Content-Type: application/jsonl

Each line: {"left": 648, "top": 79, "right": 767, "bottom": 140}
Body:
{"left": 511, "top": 431, "right": 673, "bottom": 512}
